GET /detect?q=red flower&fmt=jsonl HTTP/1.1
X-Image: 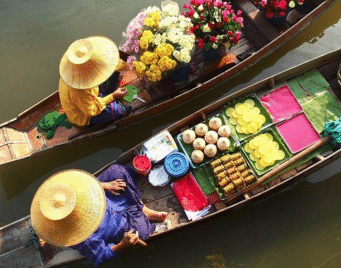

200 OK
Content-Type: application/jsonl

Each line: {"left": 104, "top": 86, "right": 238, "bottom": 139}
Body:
{"left": 188, "top": 8, "right": 195, "bottom": 17}
{"left": 230, "top": 37, "right": 239, "bottom": 44}
{"left": 266, "top": 11, "right": 275, "bottom": 18}
{"left": 279, "top": 11, "right": 286, "bottom": 17}
{"left": 216, "top": 22, "right": 221, "bottom": 28}
{"left": 181, "top": 12, "right": 188, "bottom": 17}
{"left": 182, "top": 3, "right": 189, "bottom": 8}
{"left": 190, "top": 0, "right": 196, "bottom": 5}
{"left": 200, "top": 15, "right": 205, "bottom": 21}
{"left": 235, "top": 31, "right": 241, "bottom": 39}
{"left": 210, "top": 36, "right": 217, "bottom": 42}
{"left": 208, "top": 22, "right": 215, "bottom": 29}
{"left": 227, "top": 30, "right": 233, "bottom": 36}
{"left": 198, "top": 38, "right": 205, "bottom": 49}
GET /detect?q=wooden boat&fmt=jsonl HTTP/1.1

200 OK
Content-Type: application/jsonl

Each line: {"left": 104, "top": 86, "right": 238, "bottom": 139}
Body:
{"left": 2, "top": 47, "right": 341, "bottom": 267}
{"left": 0, "top": 0, "right": 335, "bottom": 168}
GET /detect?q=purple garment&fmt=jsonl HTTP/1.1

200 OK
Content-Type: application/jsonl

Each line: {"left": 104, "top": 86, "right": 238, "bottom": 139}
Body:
{"left": 71, "top": 164, "right": 155, "bottom": 266}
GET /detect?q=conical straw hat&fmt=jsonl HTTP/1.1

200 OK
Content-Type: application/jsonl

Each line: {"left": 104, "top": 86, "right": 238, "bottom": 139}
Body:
{"left": 59, "top": 36, "right": 120, "bottom": 89}
{"left": 30, "top": 169, "right": 106, "bottom": 247}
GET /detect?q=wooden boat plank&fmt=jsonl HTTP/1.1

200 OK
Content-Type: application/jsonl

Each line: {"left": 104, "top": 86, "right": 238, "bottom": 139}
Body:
{"left": 236, "top": 0, "right": 280, "bottom": 42}
{"left": 0, "top": 246, "right": 43, "bottom": 268}
{"left": 139, "top": 185, "right": 174, "bottom": 204}
{"left": 0, "top": 145, "right": 12, "bottom": 164}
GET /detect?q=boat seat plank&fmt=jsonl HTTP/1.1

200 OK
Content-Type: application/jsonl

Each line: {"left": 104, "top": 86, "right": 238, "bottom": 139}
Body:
{"left": 7, "top": 143, "right": 32, "bottom": 159}
{"left": 236, "top": 0, "right": 280, "bottom": 42}
{"left": 44, "top": 126, "right": 83, "bottom": 148}
{"left": 0, "top": 145, "right": 12, "bottom": 163}
{"left": 0, "top": 129, "right": 6, "bottom": 145}
{"left": 239, "top": 15, "right": 270, "bottom": 49}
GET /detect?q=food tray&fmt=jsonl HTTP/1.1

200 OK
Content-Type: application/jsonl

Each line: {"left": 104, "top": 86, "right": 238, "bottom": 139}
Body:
{"left": 240, "top": 126, "right": 292, "bottom": 176}
{"left": 259, "top": 85, "right": 303, "bottom": 123}
{"left": 177, "top": 113, "right": 237, "bottom": 169}
{"left": 222, "top": 94, "right": 273, "bottom": 141}
{"left": 276, "top": 112, "right": 322, "bottom": 154}
{"left": 204, "top": 150, "right": 257, "bottom": 201}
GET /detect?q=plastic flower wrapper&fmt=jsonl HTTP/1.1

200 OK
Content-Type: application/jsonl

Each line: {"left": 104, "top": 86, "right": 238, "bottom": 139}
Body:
{"left": 253, "top": 0, "right": 304, "bottom": 18}
{"left": 182, "top": 0, "right": 244, "bottom": 51}
{"left": 121, "top": 0, "right": 195, "bottom": 83}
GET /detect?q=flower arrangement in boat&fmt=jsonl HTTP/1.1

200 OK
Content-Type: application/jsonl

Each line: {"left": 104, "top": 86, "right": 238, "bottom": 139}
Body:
{"left": 120, "top": 0, "right": 195, "bottom": 83}
{"left": 181, "top": 0, "right": 244, "bottom": 51}
{"left": 253, "top": 0, "right": 304, "bottom": 19}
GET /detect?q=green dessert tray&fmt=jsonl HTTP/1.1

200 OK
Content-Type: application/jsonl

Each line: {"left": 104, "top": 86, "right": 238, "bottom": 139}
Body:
{"left": 240, "top": 125, "right": 293, "bottom": 176}
{"left": 177, "top": 113, "right": 237, "bottom": 169}
{"left": 222, "top": 94, "right": 273, "bottom": 141}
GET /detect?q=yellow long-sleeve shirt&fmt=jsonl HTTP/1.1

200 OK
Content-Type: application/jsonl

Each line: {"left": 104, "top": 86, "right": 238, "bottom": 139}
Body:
{"left": 59, "top": 59, "right": 128, "bottom": 126}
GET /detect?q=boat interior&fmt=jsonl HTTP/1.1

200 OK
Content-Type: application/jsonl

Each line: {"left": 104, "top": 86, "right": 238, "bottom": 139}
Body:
{"left": 0, "top": 0, "right": 328, "bottom": 167}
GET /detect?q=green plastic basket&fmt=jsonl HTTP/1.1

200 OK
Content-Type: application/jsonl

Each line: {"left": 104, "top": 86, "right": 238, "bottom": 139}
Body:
{"left": 222, "top": 93, "right": 273, "bottom": 141}
{"left": 177, "top": 113, "right": 237, "bottom": 169}
{"left": 240, "top": 125, "right": 293, "bottom": 176}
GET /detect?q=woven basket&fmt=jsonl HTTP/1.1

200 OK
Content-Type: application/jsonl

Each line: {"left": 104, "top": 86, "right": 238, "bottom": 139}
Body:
{"left": 337, "top": 63, "right": 341, "bottom": 87}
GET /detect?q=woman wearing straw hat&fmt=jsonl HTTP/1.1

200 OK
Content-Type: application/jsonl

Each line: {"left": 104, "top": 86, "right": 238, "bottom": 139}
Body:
{"left": 31, "top": 164, "right": 167, "bottom": 266}
{"left": 59, "top": 36, "right": 131, "bottom": 127}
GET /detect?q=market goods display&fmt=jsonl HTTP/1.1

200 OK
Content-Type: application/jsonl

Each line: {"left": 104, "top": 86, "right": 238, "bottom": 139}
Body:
{"left": 225, "top": 99, "right": 266, "bottom": 134}
{"left": 209, "top": 152, "right": 256, "bottom": 197}
{"left": 195, "top": 123, "right": 209, "bottom": 136}
{"left": 242, "top": 129, "right": 290, "bottom": 176}
{"left": 177, "top": 114, "right": 236, "bottom": 168}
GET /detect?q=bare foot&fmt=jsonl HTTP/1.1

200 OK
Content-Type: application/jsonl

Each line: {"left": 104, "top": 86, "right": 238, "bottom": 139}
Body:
{"left": 142, "top": 206, "right": 168, "bottom": 222}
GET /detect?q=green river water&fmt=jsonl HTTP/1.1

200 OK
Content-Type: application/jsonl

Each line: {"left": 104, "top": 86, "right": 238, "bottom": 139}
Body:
{"left": 1, "top": 0, "right": 341, "bottom": 267}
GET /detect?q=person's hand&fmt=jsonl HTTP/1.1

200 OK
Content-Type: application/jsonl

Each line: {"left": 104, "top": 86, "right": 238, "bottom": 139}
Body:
{"left": 111, "top": 229, "right": 139, "bottom": 252}
{"left": 101, "top": 179, "right": 126, "bottom": 196}
{"left": 112, "top": 87, "right": 128, "bottom": 99}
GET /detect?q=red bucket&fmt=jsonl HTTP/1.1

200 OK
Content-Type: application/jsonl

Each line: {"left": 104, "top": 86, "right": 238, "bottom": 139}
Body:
{"left": 133, "top": 155, "right": 151, "bottom": 176}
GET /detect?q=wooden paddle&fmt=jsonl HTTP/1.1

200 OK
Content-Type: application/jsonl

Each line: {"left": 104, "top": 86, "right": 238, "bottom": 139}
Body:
{"left": 224, "top": 136, "right": 331, "bottom": 203}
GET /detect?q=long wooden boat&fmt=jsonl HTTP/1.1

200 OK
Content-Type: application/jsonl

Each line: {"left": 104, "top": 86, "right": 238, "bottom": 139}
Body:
{"left": 0, "top": 0, "right": 335, "bottom": 168}
{"left": 2, "top": 47, "right": 341, "bottom": 267}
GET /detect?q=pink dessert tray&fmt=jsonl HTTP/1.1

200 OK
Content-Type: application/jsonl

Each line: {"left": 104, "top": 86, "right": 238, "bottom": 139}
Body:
{"left": 275, "top": 113, "right": 321, "bottom": 154}
{"left": 260, "top": 85, "right": 302, "bottom": 123}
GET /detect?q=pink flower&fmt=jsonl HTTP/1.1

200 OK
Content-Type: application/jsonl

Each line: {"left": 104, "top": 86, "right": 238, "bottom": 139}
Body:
{"left": 214, "top": 1, "right": 222, "bottom": 8}
{"left": 190, "top": 0, "right": 196, "bottom": 5}
{"left": 227, "top": 30, "right": 233, "bottom": 36}
{"left": 279, "top": 0, "right": 288, "bottom": 10}
{"left": 232, "top": 15, "right": 237, "bottom": 21}
{"left": 182, "top": 12, "right": 189, "bottom": 17}
{"left": 235, "top": 31, "right": 241, "bottom": 40}
{"left": 188, "top": 8, "right": 195, "bottom": 17}
{"left": 222, "top": 9, "right": 230, "bottom": 17}
{"left": 279, "top": 11, "right": 286, "bottom": 16}
{"left": 237, "top": 10, "right": 242, "bottom": 16}
{"left": 195, "top": 0, "right": 205, "bottom": 5}
{"left": 210, "top": 36, "right": 217, "bottom": 42}
{"left": 231, "top": 37, "right": 239, "bottom": 44}
{"left": 236, "top": 17, "right": 244, "bottom": 27}
{"left": 261, "top": 0, "right": 267, "bottom": 6}
{"left": 183, "top": 3, "right": 189, "bottom": 8}
{"left": 225, "top": 4, "right": 232, "bottom": 10}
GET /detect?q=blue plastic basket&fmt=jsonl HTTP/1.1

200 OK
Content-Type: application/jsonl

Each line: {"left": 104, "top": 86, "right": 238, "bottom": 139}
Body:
{"left": 164, "top": 152, "right": 190, "bottom": 178}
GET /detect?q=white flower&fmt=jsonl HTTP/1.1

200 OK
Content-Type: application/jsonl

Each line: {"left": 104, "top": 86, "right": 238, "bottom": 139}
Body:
{"left": 288, "top": 1, "right": 296, "bottom": 8}
{"left": 173, "top": 50, "right": 181, "bottom": 61}
{"left": 198, "top": 5, "right": 204, "bottom": 11}
{"left": 161, "top": 1, "right": 179, "bottom": 16}
{"left": 153, "top": 34, "right": 162, "bottom": 46}
{"left": 203, "top": 24, "right": 211, "bottom": 32}
{"left": 212, "top": 43, "right": 218, "bottom": 49}
{"left": 193, "top": 12, "right": 199, "bottom": 19}
{"left": 180, "top": 48, "right": 191, "bottom": 63}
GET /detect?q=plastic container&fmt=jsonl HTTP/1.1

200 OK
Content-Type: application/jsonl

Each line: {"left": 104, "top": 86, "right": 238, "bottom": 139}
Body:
{"left": 148, "top": 165, "right": 170, "bottom": 187}
{"left": 133, "top": 155, "right": 152, "bottom": 176}
{"left": 164, "top": 152, "right": 190, "bottom": 178}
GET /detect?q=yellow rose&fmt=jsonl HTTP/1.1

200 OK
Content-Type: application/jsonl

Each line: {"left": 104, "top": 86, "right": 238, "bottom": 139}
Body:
{"left": 140, "top": 40, "right": 148, "bottom": 50}
{"left": 144, "top": 18, "right": 153, "bottom": 27}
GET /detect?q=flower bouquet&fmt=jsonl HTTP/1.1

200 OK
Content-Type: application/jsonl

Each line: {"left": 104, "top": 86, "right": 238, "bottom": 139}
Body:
{"left": 253, "top": 0, "right": 304, "bottom": 20}
{"left": 120, "top": 0, "right": 195, "bottom": 83}
{"left": 181, "top": 0, "right": 244, "bottom": 60}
